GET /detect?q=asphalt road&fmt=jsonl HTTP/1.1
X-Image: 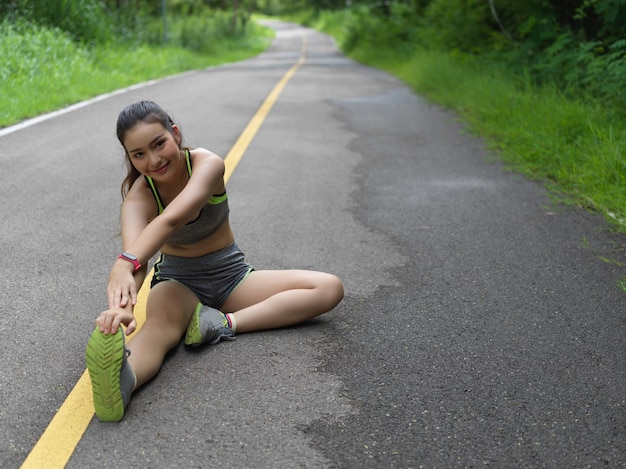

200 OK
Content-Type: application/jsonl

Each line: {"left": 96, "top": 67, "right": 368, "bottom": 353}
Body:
{"left": 1, "top": 20, "right": 624, "bottom": 468}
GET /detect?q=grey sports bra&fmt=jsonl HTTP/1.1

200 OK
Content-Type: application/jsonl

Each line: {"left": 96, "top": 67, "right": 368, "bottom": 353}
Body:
{"left": 144, "top": 149, "right": 229, "bottom": 245}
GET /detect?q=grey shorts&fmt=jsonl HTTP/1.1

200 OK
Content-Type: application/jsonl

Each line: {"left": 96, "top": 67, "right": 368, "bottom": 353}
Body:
{"left": 151, "top": 242, "right": 254, "bottom": 309}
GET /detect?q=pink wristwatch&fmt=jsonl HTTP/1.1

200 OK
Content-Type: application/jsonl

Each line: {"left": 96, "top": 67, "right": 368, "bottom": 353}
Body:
{"left": 118, "top": 252, "right": 142, "bottom": 272}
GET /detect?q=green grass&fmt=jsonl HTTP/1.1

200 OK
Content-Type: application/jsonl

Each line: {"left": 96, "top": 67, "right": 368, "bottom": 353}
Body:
{"left": 0, "top": 17, "right": 273, "bottom": 127}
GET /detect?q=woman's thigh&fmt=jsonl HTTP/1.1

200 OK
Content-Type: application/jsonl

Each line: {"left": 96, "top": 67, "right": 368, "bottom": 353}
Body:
{"left": 221, "top": 269, "right": 339, "bottom": 312}
{"left": 146, "top": 279, "right": 200, "bottom": 331}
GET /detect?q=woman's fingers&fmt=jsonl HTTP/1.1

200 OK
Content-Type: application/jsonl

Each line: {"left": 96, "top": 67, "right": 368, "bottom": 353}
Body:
{"left": 108, "top": 269, "right": 136, "bottom": 308}
{"left": 95, "top": 308, "right": 134, "bottom": 335}
{"left": 108, "top": 283, "right": 136, "bottom": 309}
{"left": 125, "top": 318, "right": 137, "bottom": 335}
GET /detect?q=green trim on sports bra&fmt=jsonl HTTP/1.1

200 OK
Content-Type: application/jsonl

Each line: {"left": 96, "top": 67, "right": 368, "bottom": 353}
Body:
{"left": 145, "top": 176, "right": 164, "bottom": 213}
{"left": 184, "top": 148, "right": 192, "bottom": 176}
{"left": 208, "top": 193, "right": 228, "bottom": 204}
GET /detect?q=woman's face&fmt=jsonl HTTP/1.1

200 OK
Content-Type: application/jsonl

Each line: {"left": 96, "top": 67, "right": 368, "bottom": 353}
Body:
{"left": 123, "top": 121, "right": 182, "bottom": 181}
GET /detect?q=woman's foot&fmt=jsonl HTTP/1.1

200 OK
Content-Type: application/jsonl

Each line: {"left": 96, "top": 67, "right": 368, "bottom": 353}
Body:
{"left": 184, "top": 304, "right": 235, "bottom": 346}
{"left": 85, "top": 327, "right": 136, "bottom": 422}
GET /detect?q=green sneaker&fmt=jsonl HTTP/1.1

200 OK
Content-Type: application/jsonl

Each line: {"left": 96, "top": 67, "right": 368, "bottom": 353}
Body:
{"left": 85, "top": 327, "right": 135, "bottom": 422}
{"left": 184, "top": 304, "right": 235, "bottom": 347}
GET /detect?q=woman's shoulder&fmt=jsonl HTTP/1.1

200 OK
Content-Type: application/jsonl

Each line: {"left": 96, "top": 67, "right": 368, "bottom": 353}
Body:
{"left": 124, "top": 177, "right": 157, "bottom": 211}
{"left": 189, "top": 147, "right": 223, "bottom": 162}
{"left": 188, "top": 148, "right": 226, "bottom": 179}
{"left": 127, "top": 174, "right": 150, "bottom": 194}
{"left": 122, "top": 180, "right": 159, "bottom": 221}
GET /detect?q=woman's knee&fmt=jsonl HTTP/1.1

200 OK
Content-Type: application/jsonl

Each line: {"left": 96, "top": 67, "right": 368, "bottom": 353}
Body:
{"left": 318, "top": 273, "right": 344, "bottom": 309}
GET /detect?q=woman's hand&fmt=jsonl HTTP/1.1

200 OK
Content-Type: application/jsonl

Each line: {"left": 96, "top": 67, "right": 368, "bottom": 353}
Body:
{"left": 107, "top": 260, "right": 138, "bottom": 309}
{"left": 95, "top": 306, "right": 137, "bottom": 336}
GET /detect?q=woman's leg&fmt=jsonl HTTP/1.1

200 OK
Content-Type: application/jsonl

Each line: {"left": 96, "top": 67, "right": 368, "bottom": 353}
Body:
{"left": 87, "top": 280, "right": 200, "bottom": 421}
{"left": 127, "top": 280, "right": 199, "bottom": 388}
{"left": 221, "top": 270, "right": 344, "bottom": 333}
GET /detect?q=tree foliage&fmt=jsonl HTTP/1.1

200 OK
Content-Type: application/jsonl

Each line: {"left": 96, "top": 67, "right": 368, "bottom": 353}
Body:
{"left": 282, "top": 0, "right": 625, "bottom": 113}
{"left": 1, "top": 0, "right": 115, "bottom": 43}
{"left": 0, "top": 0, "right": 255, "bottom": 45}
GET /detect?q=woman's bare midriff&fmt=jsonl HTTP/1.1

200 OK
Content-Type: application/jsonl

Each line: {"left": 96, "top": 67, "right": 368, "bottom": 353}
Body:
{"left": 159, "top": 220, "right": 235, "bottom": 258}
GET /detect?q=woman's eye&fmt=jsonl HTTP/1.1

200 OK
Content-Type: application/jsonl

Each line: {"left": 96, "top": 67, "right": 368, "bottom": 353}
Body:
{"left": 155, "top": 140, "right": 165, "bottom": 148}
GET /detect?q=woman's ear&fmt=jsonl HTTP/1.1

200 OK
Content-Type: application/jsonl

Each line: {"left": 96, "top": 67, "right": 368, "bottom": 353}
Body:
{"left": 172, "top": 124, "right": 182, "bottom": 146}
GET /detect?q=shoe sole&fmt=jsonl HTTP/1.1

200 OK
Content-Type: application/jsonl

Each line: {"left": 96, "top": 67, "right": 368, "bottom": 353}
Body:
{"left": 85, "top": 327, "right": 125, "bottom": 422}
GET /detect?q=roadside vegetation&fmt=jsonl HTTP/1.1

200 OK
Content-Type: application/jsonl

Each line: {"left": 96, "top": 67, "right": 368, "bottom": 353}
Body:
{"left": 276, "top": 1, "right": 625, "bottom": 240}
{"left": 0, "top": 0, "right": 273, "bottom": 127}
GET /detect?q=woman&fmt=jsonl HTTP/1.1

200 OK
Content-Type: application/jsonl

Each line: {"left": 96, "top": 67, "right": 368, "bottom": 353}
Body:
{"left": 86, "top": 100, "right": 344, "bottom": 422}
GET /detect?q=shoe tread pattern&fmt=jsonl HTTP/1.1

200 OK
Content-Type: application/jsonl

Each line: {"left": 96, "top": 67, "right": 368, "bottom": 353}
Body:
{"left": 85, "top": 328, "right": 125, "bottom": 422}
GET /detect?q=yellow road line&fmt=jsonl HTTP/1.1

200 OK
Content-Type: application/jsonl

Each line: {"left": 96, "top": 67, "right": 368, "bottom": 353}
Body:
{"left": 20, "top": 36, "right": 307, "bottom": 469}
{"left": 223, "top": 40, "right": 306, "bottom": 182}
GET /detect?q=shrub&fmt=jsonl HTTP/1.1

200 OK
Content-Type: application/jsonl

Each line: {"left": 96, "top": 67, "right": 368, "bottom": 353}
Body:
{"left": 5, "top": 0, "right": 114, "bottom": 44}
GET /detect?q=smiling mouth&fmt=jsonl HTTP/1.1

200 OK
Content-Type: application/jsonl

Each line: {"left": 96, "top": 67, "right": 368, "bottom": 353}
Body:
{"left": 153, "top": 163, "right": 168, "bottom": 174}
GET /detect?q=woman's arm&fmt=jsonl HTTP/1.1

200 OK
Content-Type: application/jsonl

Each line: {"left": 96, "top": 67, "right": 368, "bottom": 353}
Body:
{"left": 108, "top": 190, "right": 153, "bottom": 309}
{"left": 109, "top": 149, "right": 225, "bottom": 307}
{"left": 103, "top": 186, "right": 152, "bottom": 332}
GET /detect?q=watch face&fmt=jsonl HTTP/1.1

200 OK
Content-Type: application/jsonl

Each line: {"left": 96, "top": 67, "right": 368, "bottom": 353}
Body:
{"left": 123, "top": 252, "right": 137, "bottom": 261}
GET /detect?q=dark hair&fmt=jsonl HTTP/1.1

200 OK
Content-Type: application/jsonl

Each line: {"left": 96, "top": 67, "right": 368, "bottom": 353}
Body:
{"left": 116, "top": 100, "right": 183, "bottom": 198}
